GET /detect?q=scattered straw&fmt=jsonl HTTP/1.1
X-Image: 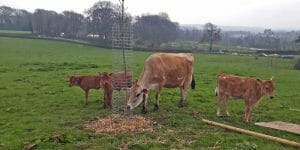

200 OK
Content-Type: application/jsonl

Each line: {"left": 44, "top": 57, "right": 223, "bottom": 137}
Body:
{"left": 84, "top": 114, "right": 154, "bottom": 135}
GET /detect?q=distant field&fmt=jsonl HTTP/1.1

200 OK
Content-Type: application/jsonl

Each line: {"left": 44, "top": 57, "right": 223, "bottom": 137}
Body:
{"left": 0, "top": 37, "right": 299, "bottom": 149}
{"left": 0, "top": 30, "right": 32, "bottom": 34}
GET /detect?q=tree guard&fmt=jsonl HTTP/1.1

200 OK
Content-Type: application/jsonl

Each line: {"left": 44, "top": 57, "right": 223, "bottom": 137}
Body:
{"left": 112, "top": 0, "right": 133, "bottom": 115}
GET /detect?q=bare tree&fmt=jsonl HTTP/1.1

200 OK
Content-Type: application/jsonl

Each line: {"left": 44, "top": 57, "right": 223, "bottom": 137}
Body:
{"left": 0, "top": 6, "right": 32, "bottom": 31}
{"left": 62, "top": 11, "right": 84, "bottom": 38}
{"left": 85, "top": 1, "right": 119, "bottom": 42}
{"left": 134, "top": 13, "right": 179, "bottom": 48}
{"left": 202, "top": 22, "right": 221, "bottom": 51}
{"left": 296, "top": 36, "right": 300, "bottom": 43}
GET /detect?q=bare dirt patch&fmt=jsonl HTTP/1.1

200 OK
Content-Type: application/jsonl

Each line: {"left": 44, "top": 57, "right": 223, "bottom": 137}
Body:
{"left": 84, "top": 114, "right": 154, "bottom": 135}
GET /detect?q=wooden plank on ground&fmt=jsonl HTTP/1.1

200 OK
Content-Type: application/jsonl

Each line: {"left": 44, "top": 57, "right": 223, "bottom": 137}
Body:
{"left": 255, "top": 121, "right": 300, "bottom": 135}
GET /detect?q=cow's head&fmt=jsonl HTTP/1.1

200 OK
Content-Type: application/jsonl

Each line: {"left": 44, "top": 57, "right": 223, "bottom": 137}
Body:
{"left": 127, "top": 83, "right": 148, "bottom": 110}
{"left": 69, "top": 76, "right": 80, "bottom": 87}
{"left": 262, "top": 77, "right": 275, "bottom": 99}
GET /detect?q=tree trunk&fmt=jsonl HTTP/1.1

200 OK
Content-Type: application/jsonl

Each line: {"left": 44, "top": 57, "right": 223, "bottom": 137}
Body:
{"left": 209, "top": 27, "right": 213, "bottom": 51}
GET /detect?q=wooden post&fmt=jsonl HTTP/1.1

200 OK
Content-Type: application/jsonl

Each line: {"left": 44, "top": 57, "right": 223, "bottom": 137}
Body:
{"left": 202, "top": 119, "right": 300, "bottom": 148}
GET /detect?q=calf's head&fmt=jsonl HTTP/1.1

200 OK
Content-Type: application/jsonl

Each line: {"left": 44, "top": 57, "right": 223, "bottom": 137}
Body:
{"left": 69, "top": 76, "right": 80, "bottom": 87}
{"left": 262, "top": 77, "right": 275, "bottom": 99}
{"left": 127, "top": 83, "right": 148, "bottom": 110}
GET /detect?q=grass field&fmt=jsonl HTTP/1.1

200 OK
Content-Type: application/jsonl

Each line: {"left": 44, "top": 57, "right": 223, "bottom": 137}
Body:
{"left": 0, "top": 37, "right": 299, "bottom": 149}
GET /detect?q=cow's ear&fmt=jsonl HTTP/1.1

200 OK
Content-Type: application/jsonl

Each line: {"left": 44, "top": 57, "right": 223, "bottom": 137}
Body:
{"left": 270, "top": 76, "right": 275, "bottom": 81}
{"left": 256, "top": 78, "right": 262, "bottom": 82}
{"left": 142, "top": 89, "right": 148, "bottom": 94}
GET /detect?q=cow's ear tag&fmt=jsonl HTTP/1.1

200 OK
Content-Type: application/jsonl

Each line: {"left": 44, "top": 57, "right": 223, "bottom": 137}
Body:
{"left": 270, "top": 76, "right": 275, "bottom": 81}
{"left": 142, "top": 89, "right": 148, "bottom": 94}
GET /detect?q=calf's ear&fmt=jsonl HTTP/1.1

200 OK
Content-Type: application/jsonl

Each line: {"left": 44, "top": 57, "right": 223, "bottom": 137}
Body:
{"left": 270, "top": 76, "right": 275, "bottom": 81}
{"left": 142, "top": 89, "right": 148, "bottom": 94}
{"left": 256, "top": 78, "right": 262, "bottom": 82}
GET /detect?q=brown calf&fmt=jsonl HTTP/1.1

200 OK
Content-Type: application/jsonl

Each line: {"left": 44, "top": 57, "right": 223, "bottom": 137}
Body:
{"left": 99, "top": 72, "right": 113, "bottom": 109}
{"left": 68, "top": 75, "right": 102, "bottom": 106}
{"left": 98, "top": 71, "right": 133, "bottom": 109}
{"left": 215, "top": 73, "right": 275, "bottom": 123}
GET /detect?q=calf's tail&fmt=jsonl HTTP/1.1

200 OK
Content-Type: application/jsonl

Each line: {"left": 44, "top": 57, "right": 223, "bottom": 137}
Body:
{"left": 191, "top": 74, "right": 195, "bottom": 89}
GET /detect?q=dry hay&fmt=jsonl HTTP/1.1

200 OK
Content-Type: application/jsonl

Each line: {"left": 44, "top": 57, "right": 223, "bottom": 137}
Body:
{"left": 84, "top": 114, "right": 154, "bottom": 135}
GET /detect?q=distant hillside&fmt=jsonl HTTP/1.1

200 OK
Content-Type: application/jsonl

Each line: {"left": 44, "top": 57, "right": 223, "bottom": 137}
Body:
{"left": 180, "top": 24, "right": 265, "bottom": 33}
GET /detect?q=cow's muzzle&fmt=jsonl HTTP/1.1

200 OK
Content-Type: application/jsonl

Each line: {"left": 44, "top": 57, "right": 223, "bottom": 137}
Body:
{"left": 127, "top": 105, "right": 132, "bottom": 110}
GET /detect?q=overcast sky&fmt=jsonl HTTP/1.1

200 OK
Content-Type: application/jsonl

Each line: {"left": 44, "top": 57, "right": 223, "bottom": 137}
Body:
{"left": 1, "top": 0, "right": 300, "bottom": 30}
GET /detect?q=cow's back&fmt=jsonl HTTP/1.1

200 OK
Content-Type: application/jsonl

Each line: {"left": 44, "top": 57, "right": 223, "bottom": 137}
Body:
{"left": 145, "top": 53, "right": 194, "bottom": 88}
{"left": 80, "top": 76, "right": 101, "bottom": 90}
{"left": 217, "top": 74, "right": 262, "bottom": 99}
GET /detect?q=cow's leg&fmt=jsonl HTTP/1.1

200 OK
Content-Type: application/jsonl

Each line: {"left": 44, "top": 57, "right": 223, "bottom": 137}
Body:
{"left": 247, "top": 106, "right": 253, "bottom": 123}
{"left": 141, "top": 93, "right": 148, "bottom": 114}
{"left": 223, "top": 98, "right": 230, "bottom": 117}
{"left": 244, "top": 98, "right": 253, "bottom": 123}
{"left": 84, "top": 90, "right": 89, "bottom": 105}
{"left": 103, "top": 89, "right": 107, "bottom": 108}
{"left": 153, "top": 86, "right": 162, "bottom": 112}
{"left": 216, "top": 95, "right": 223, "bottom": 117}
{"left": 153, "top": 91, "right": 160, "bottom": 112}
{"left": 108, "top": 89, "right": 112, "bottom": 109}
{"left": 244, "top": 106, "right": 251, "bottom": 123}
{"left": 179, "top": 86, "right": 188, "bottom": 107}
{"left": 244, "top": 103, "right": 253, "bottom": 123}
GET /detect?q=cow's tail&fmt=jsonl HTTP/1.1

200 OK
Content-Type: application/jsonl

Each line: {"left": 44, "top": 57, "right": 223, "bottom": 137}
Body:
{"left": 191, "top": 74, "right": 195, "bottom": 89}
{"left": 215, "top": 76, "right": 219, "bottom": 96}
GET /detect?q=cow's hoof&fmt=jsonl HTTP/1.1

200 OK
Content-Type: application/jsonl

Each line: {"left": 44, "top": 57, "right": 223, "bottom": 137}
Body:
{"left": 153, "top": 105, "right": 159, "bottom": 112}
{"left": 141, "top": 108, "right": 147, "bottom": 114}
{"left": 225, "top": 112, "right": 230, "bottom": 117}
{"left": 178, "top": 102, "right": 184, "bottom": 108}
{"left": 244, "top": 119, "right": 251, "bottom": 123}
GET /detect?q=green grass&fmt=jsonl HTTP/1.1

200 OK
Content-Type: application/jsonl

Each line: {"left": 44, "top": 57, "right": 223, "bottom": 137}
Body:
{"left": 0, "top": 30, "right": 32, "bottom": 35}
{"left": 0, "top": 37, "right": 299, "bottom": 149}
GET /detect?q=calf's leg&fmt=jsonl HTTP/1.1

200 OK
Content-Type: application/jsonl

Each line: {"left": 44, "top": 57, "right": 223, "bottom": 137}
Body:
{"left": 246, "top": 106, "right": 253, "bottom": 123}
{"left": 84, "top": 90, "right": 89, "bottom": 105}
{"left": 244, "top": 104, "right": 253, "bottom": 123}
{"left": 103, "top": 90, "right": 107, "bottom": 108}
{"left": 223, "top": 98, "right": 230, "bottom": 116}
{"left": 216, "top": 95, "right": 223, "bottom": 117}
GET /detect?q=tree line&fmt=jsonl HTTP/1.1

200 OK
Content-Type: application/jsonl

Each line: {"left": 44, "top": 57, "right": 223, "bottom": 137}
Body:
{"left": 1, "top": 1, "right": 299, "bottom": 51}
{"left": 0, "top": 1, "right": 221, "bottom": 50}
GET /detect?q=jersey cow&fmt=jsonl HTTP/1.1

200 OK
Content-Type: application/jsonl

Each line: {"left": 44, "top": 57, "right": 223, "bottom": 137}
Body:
{"left": 215, "top": 73, "right": 275, "bottom": 123}
{"left": 127, "top": 53, "right": 195, "bottom": 113}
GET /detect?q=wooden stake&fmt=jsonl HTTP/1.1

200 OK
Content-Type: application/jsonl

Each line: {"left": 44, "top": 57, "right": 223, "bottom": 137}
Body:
{"left": 202, "top": 119, "right": 300, "bottom": 148}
